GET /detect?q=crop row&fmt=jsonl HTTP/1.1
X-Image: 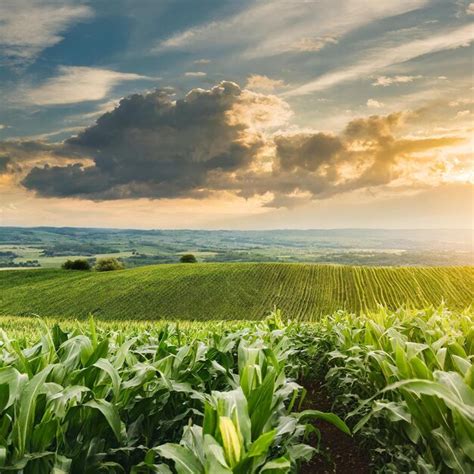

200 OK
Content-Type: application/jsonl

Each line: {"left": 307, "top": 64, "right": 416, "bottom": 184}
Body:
{"left": 1, "top": 306, "right": 472, "bottom": 472}
{"left": 0, "top": 314, "right": 347, "bottom": 473}
{"left": 303, "top": 306, "right": 474, "bottom": 473}
{"left": 1, "top": 263, "right": 472, "bottom": 320}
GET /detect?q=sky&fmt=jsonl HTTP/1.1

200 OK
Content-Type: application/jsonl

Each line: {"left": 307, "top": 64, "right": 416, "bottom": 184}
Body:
{"left": 0, "top": 0, "right": 473, "bottom": 230}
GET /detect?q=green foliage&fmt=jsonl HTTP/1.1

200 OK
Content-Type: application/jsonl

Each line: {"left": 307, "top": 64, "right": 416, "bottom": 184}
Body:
{"left": 62, "top": 259, "right": 91, "bottom": 270}
{"left": 0, "top": 263, "right": 472, "bottom": 320}
{"left": 0, "top": 307, "right": 472, "bottom": 472}
{"left": 304, "top": 307, "right": 474, "bottom": 473}
{"left": 1, "top": 227, "right": 472, "bottom": 268}
{"left": 43, "top": 243, "right": 119, "bottom": 257}
{"left": 94, "top": 257, "right": 124, "bottom": 272}
{"left": 0, "top": 314, "right": 347, "bottom": 473}
{"left": 179, "top": 254, "right": 197, "bottom": 263}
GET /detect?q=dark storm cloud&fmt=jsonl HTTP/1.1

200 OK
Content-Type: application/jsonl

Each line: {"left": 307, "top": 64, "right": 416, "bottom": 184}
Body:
{"left": 11, "top": 83, "right": 464, "bottom": 206}
{"left": 231, "top": 114, "right": 406, "bottom": 202}
{"left": 274, "top": 132, "right": 343, "bottom": 172}
{"left": 0, "top": 155, "right": 11, "bottom": 173}
{"left": 23, "top": 164, "right": 105, "bottom": 196}
{"left": 0, "top": 139, "right": 87, "bottom": 181}
{"left": 228, "top": 112, "right": 461, "bottom": 206}
{"left": 22, "top": 81, "right": 266, "bottom": 199}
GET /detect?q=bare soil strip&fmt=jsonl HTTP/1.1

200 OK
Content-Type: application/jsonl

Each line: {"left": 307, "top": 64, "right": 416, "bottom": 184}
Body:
{"left": 300, "top": 379, "right": 371, "bottom": 473}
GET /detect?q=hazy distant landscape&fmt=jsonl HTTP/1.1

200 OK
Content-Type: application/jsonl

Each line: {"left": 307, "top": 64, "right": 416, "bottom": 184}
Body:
{"left": 1, "top": 226, "right": 472, "bottom": 269}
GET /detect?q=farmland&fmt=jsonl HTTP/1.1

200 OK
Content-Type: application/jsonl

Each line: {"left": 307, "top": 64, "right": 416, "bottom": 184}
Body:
{"left": 1, "top": 261, "right": 473, "bottom": 472}
{"left": 1, "top": 227, "right": 472, "bottom": 269}
{"left": 0, "top": 308, "right": 472, "bottom": 473}
{"left": 305, "top": 306, "right": 474, "bottom": 473}
{"left": 1, "top": 263, "right": 473, "bottom": 321}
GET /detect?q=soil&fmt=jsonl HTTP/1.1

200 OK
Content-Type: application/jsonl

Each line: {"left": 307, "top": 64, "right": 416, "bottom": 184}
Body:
{"left": 299, "top": 378, "right": 372, "bottom": 474}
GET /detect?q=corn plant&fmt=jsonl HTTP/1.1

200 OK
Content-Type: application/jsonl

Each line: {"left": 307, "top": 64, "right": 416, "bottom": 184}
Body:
{"left": 154, "top": 322, "right": 349, "bottom": 473}
{"left": 0, "top": 313, "right": 348, "bottom": 473}
{"left": 305, "top": 306, "right": 474, "bottom": 473}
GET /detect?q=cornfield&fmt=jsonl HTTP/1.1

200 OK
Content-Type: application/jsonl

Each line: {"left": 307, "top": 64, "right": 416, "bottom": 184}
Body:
{"left": 305, "top": 306, "right": 474, "bottom": 473}
{"left": 0, "top": 314, "right": 346, "bottom": 473}
{"left": 1, "top": 264, "right": 472, "bottom": 321}
{"left": 0, "top": 306, "right": 472, "bottom": 472}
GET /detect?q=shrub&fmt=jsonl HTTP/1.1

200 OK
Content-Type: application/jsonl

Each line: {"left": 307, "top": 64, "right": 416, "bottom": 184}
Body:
{"left": 94, "top": 257, "right": 124, "bottom": 272}
{"left": 62, "top": 259, "right": 91, "bottom": 270}
{"left": 179, "top": 253, "right": 197, "bottom": 263}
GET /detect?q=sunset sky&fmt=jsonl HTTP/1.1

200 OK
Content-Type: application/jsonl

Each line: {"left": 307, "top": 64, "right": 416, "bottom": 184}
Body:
{"left": 0, "top": 0, "right": 473, "bottom": 229}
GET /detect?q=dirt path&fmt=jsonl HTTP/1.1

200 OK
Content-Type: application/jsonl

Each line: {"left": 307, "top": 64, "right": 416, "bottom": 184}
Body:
{"left": 300, "top": 379, "right": 371, "bottom": 473}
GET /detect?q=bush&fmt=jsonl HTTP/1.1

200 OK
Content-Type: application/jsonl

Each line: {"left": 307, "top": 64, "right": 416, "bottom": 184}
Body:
{"left": 179, "top": 254, "right": 197, "bottom": 263}
{"left": 62, "top": 259, "right": 91, "bottom": 270}
{"left": 94, "top": 257, "right": 124, "bottom": 272}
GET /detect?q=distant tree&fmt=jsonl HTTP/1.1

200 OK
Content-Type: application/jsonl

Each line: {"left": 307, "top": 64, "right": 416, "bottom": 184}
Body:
{"left": 62, "top": 259, "right": 91, "bottom": 271}
{"left": 179, "top": 254, "right": 197, "bottom": 263}
{"left": 95, "top": 257, "right": 124, "bottom": 272}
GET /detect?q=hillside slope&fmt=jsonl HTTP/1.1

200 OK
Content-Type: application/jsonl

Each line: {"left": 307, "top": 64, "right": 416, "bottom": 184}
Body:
{"left": 1, "top": 263, "right": 472, "bottom": 321}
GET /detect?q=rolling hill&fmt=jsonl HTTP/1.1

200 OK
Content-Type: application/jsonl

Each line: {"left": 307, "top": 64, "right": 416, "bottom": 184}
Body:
{"left": 1, "top": 263, "right": 472, "bottom": 321}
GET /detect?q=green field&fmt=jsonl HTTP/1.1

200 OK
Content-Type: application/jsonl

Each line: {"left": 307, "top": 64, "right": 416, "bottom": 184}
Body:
{"left": 1, "top": 263, "right": 472, "bottom": 321}
{"left": 0, "top": 308, "right": 472, "bottom": 472}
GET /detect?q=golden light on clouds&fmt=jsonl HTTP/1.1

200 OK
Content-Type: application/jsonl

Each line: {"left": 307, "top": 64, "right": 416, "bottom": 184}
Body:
{"left": 1, "top": 79, "right": 473, "bottom": 228}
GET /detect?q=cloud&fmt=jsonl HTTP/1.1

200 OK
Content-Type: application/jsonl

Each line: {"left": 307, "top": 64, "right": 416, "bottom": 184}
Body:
{"left": 284, "top": 24, "right": 473, "bottom": 97}
{"left": 456, "top": 110, "right": 472, "bottom": 118}
{"left": 0, "top": 139, "right": 84, "bottom": 164}
{"left": 22, "top": 126, "right": 88, "bottom": 142}
{"left": 21, "top": 82, "right": 289, "bottom": 199}
{"left": 153, "top": 0, "right": 428, "bottom": 59}
{"left": 0, "top": 156, "right": 13, "bottom": 173}
{"left": 194, "top": 59, "right": 211, "bottom": 65}
{"left": 25, "top": 66, "right": 153, "bottom": 105}
{"left": 367, "top": 99, "right": 385, "bottom": 108}
{"left": 448, "top": 98, "right": 474, "bottom": 107}
{"left": 286, "top": 36, "right": 338, "bottom": 52}
{"left": 250, "top": 112, "right": 464, "bottom": 205}
{"left": 274, "top": 132, "right": 343, "bottom": 172}
{"left": 372, "top": 75, "right": 422, "bottom": 86}
{"left": 0, "top": 0, "right": 93, "bottom": 67}
{"left": 467, "top": 3, "right": 474, "bottom": 15}
{"left": 0, "top": 139, "right": 87, "bottom": 181}
{"left": 6, "top": 82, "right": 465, "bottom": 208}
{"left": 184, "top": 71, "right": 207, "bottom": 77}
{"left": 0, "top": 125, "right": 6, "bottom": 130}
{"left": 246, "top": 75, "right": 286, "bottom": 92}
{"left": 74, "top": 99, "right": 122, "bottom": 121}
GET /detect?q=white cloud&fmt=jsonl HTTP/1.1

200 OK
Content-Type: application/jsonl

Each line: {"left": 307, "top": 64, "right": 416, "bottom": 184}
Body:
{"left": 0, "top": 0, "right": 93, "bottom": 66}
{"left": 286, "top": 36, "right": 338, "bottom": 52}
{"left": 23, "top": 126, "right": 87, "bottom": 141}
{"left": 467, "top": 3, "right": 474, "bottom": 15}
{"left": 284, "top": 24, "right": 473, "bottom": 97}
{"left": 184, "top": 71, "right": 207, "bottom": 77}
{"left": 246, "top": 74, "right": 286, "bottom": 92}
{"left": 367, "top": 99, "right": 385, "bottom": 108}
{"left": 0, "top": 125, "right": 6, "bottom": 130}
{"left": 449, "top": 98, "right": 474, "bottom": 107}
{"left": 158, "top": 27, "right": 208, "bottom": 49}
{"left": 372, "top": 75, "right": 422, "bottom": 86}
{"left": 25, "top": 66, "right": 153, "bottom": 105}
{"left": 66, "top": 98, "right": 122, "bottom": 124}
{"left": 153, "top": 0, "right": 429, "bottom": 59}
{"left": 456, "top": 109, "right": 472, "bottom": 118}
{"left": 194, "top": 59, "right": 211, "bottom": 65}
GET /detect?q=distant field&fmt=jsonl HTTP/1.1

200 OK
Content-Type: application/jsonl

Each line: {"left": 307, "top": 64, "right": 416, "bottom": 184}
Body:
{"left": 1, "top": 263, "right": 472, "bottom": 321}
{"left": 1, "top": 227, "right": 473, "bottom": 268}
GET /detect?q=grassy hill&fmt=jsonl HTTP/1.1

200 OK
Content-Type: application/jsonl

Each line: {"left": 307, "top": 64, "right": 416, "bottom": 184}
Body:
{"left": 0, "top": 263, "right": 472, "bottom": 321}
